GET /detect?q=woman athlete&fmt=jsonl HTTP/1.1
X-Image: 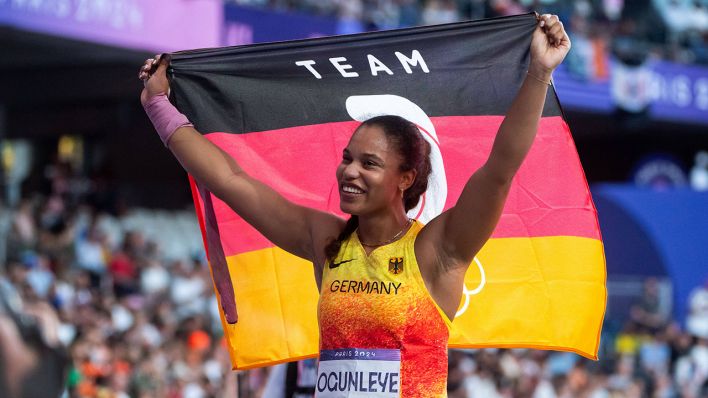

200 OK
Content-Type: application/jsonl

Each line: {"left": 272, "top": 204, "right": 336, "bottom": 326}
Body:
{"left": 140, "top": 14, "right": 570, "bottom": 397}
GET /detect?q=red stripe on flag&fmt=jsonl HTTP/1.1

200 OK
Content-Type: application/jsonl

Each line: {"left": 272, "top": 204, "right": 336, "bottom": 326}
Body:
{"left": 189, "top": 176, "right": 209, "bottom": 258}
{"left": 194, "top": 116, "right": 599, "bottom": 257}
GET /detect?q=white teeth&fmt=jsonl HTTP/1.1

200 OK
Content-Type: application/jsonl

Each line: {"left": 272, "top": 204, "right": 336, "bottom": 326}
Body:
{"left": 343, "top": 186, "right": 364, "bottom": 194}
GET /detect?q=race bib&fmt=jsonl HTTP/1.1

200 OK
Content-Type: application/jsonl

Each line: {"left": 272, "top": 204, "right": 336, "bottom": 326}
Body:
{"left": 315, "top": 348, "right": 401, "bottom": 397}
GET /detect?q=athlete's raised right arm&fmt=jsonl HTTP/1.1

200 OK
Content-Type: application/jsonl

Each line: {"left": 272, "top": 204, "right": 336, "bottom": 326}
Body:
{"left": 139, "top": 55, "right": 343, "bottom": 263}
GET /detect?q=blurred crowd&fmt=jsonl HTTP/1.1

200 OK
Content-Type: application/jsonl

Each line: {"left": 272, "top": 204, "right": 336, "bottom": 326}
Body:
{"left": 0, "top": 159, "right": 237, "bottom": 397}
{"left": 226, "top": 0, "right": 708, "bottom": 65}
{"left": 0, "top": 159, "right": 707, "bottom": 397}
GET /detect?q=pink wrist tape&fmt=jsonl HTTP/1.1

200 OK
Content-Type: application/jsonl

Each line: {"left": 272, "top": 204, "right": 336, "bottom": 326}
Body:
{"left": 142, "top": 94, "right": 193, "bottom": 147}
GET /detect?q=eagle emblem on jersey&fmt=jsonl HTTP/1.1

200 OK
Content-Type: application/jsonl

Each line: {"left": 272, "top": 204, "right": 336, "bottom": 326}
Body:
{"left": 388, "top": 257, "right": 404, "bottom": 275}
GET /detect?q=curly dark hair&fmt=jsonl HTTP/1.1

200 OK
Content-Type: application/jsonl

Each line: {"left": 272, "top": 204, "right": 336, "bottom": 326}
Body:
{"left": 324, "top": 115, "right": 432, "bottom": 263}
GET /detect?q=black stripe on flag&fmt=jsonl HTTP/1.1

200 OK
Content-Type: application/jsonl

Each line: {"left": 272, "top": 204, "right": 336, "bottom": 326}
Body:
{"left": 168, "top": 13, "right": 561, "bottom": 135}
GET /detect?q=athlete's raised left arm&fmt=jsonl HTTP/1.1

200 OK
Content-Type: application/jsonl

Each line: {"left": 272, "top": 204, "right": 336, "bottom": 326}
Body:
{"left": 419, "top": 14, "right": 570, "bottom": 274}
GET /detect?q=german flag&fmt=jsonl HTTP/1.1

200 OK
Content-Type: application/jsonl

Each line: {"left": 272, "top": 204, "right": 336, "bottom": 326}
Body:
{"left": 169, "top": 13, "right": 606, "bottom": 369}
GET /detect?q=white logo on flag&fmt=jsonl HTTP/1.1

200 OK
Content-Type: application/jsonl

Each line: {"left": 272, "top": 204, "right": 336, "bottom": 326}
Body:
{"left": 455, "top": 257, "right": 486, "bottom": 318}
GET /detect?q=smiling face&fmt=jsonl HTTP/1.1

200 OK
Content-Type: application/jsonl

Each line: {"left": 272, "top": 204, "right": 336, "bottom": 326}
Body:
{"left": 336, "top": 124, "right": 414, "bottom": 216}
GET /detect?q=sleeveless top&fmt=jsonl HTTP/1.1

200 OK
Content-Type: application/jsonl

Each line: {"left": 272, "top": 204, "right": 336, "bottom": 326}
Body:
{"left": 317, "top": 220, "right": 452, "bottom": 397}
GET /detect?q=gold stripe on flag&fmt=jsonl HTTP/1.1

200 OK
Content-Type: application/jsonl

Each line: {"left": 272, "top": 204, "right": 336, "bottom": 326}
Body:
{"left": 216, "top": 236, "right": 605, "bottom": 368}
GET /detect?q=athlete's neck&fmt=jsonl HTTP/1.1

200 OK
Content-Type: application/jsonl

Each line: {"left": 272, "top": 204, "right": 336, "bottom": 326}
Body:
{"left": 357, "top": 211, "right": 411, "bottom": 249}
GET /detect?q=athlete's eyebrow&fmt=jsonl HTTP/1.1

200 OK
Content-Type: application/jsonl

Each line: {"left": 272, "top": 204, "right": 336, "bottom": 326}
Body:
{"left": 362, "top": 153, "right": 385, "bottom": 164}
{"left": 342, "top": 148, "right": 385, "bottom": 166}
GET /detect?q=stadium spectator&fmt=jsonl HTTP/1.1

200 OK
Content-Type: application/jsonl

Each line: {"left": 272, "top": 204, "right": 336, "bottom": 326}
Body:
{"left": 631, "top": 277, "right": 669, "bottom": 332}
{"left": 688, "top": 281, "right": 708, "bottom": 339}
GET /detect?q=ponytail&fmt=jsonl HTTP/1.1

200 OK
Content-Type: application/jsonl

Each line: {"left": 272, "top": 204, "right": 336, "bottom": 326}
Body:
{"left": 324, "top": 216, "right": 358, "bottom": 264}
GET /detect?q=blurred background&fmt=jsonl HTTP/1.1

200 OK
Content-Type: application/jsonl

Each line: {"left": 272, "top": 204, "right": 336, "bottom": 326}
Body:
{"left": 0, "top": 0, "right": 707, "bottom": 397}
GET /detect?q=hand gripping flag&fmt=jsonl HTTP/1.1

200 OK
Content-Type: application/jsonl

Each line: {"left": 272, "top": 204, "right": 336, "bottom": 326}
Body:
{"left": 168, "top": 13, "right": 607, "bottom": 369}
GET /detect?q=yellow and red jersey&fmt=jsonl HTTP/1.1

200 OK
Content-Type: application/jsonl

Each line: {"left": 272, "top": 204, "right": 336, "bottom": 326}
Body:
{"left": 318, "top": 220, "right": 451, "bottom": 397}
